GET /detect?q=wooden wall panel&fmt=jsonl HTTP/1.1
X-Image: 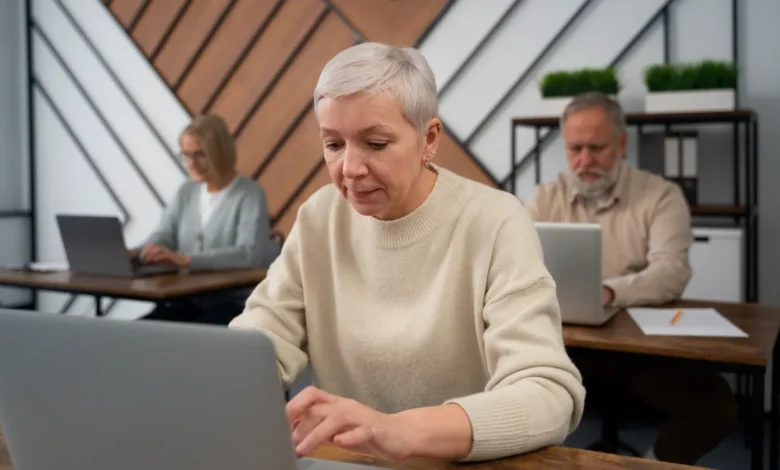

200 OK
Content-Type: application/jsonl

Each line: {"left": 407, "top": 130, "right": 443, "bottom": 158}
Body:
{"left": 153, "top": 0, "right": 232, "bottom": 85}
{"left": 208, "top": 0, "right": 325, "bottom": 130}
{"left": 109, "top": 0, "right": 146, "bottom": 29}
{"left": 436, "top": 130, "right": 496, "bottom": 188}
{"left": 273, "top": 165, "right": 332, "bottom": 235}
{"left": 331, "top": 0, "right": 447, "bottom": 45}
{"left": 131, "top": 0, "right": 188, "bottom": 56}
{"left": 233, "top": 12, "right": 354, "bottom": 176}
{"left": 257, "top": 110, "right": 322, "bottom": 215}
{"left": 106, "top": 0, "right": 499, "bottom": 235}
{"left": 177, "top": 0, "right": 278, "bottom": 113}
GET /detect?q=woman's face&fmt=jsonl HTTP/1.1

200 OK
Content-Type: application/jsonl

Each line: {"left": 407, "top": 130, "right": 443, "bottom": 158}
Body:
{"left": 317, "top": 93, "right": 440, "bottom": 220}
{"left": 180, "top": 133, "right": 213, "bottom": 183}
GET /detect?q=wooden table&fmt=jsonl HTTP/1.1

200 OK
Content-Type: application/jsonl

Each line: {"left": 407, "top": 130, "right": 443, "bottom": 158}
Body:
{"left": 563, "top": 300, "right": 780, "bottom": 470}
{"left": 0, "top": 431, "right": 708, "bottom": 470}
{"left": 0, "top": 268, "right": 266, "bottom": 316}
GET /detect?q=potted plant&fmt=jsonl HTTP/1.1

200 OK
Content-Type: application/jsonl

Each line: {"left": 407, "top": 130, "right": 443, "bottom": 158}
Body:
{"left": 538, "top": 68, "right": 621, "bottom": 116}
{"left": 643, "top": 60, "right": 737, "bottom": 113}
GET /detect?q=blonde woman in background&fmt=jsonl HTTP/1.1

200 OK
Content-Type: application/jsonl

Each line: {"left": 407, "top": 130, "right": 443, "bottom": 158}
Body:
{"left": 230, "top": 43, "right": 584, "bottom": 462}
{"left": 133, "top": 113, "right": 279, "bottom": 325}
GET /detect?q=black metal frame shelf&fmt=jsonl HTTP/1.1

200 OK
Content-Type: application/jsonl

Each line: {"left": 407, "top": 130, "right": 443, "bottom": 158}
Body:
{"left": 510, "top": 109, "right": 759, "bottom": 303}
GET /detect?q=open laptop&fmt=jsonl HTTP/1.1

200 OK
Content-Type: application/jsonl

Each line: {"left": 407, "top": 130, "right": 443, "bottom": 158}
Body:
{"left": 534, "top": 222, "right": 619, "bottom": 326}
{"left": 56, "top": 214, "right": 176, "bottom": 277}
{"left": 0, "top": 308, "right": 382, "bottom": 470}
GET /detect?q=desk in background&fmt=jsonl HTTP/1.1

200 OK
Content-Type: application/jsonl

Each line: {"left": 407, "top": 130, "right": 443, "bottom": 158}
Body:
{"left": 564, "top": 300, "right": 780, "bottom": 470}
{"left": 0, "top": 431, "right": 708, "bottom": 470}
{"left": 0, "top": 268, "right": 266, "bottom": 316}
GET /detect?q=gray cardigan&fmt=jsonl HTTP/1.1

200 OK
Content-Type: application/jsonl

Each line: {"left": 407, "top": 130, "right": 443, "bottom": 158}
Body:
{"left": 143, "top": 175, "right": 279, "bottom": 271}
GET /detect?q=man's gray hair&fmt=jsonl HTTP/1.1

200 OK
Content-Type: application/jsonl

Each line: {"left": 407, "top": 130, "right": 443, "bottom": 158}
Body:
{"left": 313, "top": 42, "right": 438, "bottom": 133}
{"left": 560, "top": 91, "right": 626, "bottom": 135}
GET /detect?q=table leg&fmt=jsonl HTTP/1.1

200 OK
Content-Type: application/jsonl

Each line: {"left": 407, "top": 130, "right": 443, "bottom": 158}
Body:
{"left": 95, "top": 295, "right": 103, "bottom": 317}
{"left": 751, "top": 368, "right": 766, "bottom": 470}
{"left": 771, "top": 340, "right": 779, "bottom": 470}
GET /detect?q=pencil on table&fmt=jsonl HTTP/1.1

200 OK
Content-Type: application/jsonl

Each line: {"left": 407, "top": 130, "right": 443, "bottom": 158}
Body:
{"left": 670, "top": 310, "right": 683, "bottom": 325}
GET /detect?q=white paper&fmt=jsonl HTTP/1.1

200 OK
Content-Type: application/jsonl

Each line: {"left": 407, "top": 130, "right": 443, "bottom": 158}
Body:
{"left": 627, "top": 308, "right": 748, "bottom": 338}
{"left": 27, "top": 261, "right": 69, "bottom": 272}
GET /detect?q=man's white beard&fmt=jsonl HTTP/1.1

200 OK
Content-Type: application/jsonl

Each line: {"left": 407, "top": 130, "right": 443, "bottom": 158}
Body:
{"left": 571, "top": 161, "right": 621, "bottom": 200}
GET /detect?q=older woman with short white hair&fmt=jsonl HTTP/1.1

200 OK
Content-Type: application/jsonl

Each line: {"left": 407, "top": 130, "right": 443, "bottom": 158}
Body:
{"left": 230, "top": 43, "right": 584, "bottom": 462}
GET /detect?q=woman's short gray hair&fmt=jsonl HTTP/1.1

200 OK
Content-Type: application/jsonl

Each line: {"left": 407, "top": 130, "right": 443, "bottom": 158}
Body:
{"left": 313, "top": 42, "right": 439, "bottom": 133}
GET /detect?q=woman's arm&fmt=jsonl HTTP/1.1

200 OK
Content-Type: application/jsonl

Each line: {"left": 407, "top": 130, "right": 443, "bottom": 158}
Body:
{"left": 229, "top": 219, "right": 308, "bottom": 388}
{"left": 442, "top": 203, "right": 585, "bottom": 462}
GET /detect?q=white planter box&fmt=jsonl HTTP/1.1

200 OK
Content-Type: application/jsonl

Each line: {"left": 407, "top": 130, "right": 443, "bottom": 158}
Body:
{"left": 538, "top": 97, "right": 572, "bottom": 117}
{"left": 539, "top": 95, "right": 618, "bottom": 117}
{"left": 645, "top": 89, "right": 735, "bottom": 113}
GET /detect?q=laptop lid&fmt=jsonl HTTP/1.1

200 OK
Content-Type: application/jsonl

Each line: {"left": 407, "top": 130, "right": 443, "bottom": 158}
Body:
{"left": 0, "top": 310, "right": 381, "bottom": 470}
{"left": 56, "top": 215, "right": 134, "bottom": 277}
{"left": 534, "top": 222, "right": 615, "bottom": 325}
{"left": 0, "top": 309, "right": 299, "bottom": 470}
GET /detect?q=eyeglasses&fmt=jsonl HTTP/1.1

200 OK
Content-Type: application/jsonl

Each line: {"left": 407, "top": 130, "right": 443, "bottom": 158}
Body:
{"left": 178, "top": 151, "right": 207, "bottom": 161}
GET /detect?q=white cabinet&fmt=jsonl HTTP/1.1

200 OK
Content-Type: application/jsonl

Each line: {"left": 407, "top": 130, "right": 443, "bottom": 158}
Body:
{"left": 683, "top": 227, "right": 773, "bottom": 412}
{"left": 684, "top": 227, "right": 744, "bottom": 302}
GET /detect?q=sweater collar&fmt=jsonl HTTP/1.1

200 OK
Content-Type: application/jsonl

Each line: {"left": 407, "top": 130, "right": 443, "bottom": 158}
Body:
{"left": 362, "top": 165, "right": 465, "bottom": 249}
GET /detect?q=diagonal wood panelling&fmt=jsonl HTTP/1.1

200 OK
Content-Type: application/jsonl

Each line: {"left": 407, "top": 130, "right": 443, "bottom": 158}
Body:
{"left": 105, "top": 0, "right": 498, "bottom": 234}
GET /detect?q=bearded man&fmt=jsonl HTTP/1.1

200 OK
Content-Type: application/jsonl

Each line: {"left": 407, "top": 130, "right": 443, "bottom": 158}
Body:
{"left": 523, "top": 91, "right": 736, "bottom": 466}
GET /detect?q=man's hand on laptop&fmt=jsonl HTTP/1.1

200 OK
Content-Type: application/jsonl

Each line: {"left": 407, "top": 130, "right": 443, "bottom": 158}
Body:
{"left": 287, "top": 386, "right": 412, "bottom": 462}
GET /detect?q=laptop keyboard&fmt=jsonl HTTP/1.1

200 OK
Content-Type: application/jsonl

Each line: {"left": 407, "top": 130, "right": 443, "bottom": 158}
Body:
{"left": 297, "top": 459, "right": 318, "bottom": 470}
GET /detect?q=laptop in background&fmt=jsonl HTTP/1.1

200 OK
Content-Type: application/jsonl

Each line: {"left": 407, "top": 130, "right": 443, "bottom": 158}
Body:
{"left": 0, "top": 308, "right": 383, "bottom": 470}
{"left": 534, "top": 222, "right": 619, "bottom": 326}
{"left": 56, "top": 215, "right": 176, "bottom": 277}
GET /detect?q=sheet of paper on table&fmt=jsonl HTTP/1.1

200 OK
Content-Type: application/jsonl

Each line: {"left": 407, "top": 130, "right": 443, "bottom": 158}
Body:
{"left": 627, "top": 308, "right": 748, "bottom": 338}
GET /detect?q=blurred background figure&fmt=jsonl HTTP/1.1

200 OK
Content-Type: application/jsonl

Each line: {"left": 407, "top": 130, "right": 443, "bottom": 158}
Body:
{"left": 132, "top": 113, "right": 280, "bottom": 325}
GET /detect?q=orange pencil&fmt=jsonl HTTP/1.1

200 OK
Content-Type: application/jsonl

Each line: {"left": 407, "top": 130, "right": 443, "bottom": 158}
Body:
{"left": 669, "top": 310, "right": 683, "bottom": 325}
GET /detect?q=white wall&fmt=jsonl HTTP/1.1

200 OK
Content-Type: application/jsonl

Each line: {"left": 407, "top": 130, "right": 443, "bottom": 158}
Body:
{"left": 31, "top": 0, "right": 189, "bottom": 318}
{"left": 26, "top": 0, "right": 779, "bottom": 315}
{"left": 0, "top": 0, "right": 32, "bottom": 307}
{"left": 420, "top": 0, "right": 779, "bottom": 307}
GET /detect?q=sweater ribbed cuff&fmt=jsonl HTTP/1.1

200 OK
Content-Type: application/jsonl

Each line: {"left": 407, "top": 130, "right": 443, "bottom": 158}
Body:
{"left": 446, "top": 390, "right": 532, "bottom": 461}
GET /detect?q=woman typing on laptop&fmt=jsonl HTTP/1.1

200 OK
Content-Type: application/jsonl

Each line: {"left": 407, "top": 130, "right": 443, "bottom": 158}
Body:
{"left": 133, "top": 114, "right": 280, "bottom": 325}
{"left": 229, "top": 43, "right": 584, "bottom": 463}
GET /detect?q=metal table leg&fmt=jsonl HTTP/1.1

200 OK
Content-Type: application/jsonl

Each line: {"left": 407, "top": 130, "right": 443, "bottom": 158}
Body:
{"left": 771, "top": 340, "right": 779, "bottom": 470}
{"left": 752, "top": 367, "right": 766, "bottom": 470}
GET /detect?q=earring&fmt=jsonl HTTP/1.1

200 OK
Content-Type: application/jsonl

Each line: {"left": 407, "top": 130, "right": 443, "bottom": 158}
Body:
{"left": 424, "top": 152, "right": 434, "bottom": 170}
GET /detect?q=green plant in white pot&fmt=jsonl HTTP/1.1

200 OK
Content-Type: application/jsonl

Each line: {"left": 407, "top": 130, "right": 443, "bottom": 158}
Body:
{"left": 644, "top": 60, "right": 737, "bottom": 113}
{"left": 538, "top": 68, "right": 620, "bottom": 116}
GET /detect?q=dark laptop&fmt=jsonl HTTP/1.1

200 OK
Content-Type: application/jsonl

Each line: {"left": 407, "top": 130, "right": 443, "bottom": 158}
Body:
{"left": 56, "top": 215, "right": 177, "bottom": 278}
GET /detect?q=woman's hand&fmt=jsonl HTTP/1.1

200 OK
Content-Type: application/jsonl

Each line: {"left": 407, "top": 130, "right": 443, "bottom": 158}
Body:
{"left": 140, "top": 244, "right": 190, "bottom": 268}
{"left": 286, "top": 386, "right": 413, "bottom": 462}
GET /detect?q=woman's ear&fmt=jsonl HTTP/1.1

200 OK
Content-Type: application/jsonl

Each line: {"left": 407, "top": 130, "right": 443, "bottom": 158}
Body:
{"left": 425, "top": 118, "right": 442, "bottom": 158}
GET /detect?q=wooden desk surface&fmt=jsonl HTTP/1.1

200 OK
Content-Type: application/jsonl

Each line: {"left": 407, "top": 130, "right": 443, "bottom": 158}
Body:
{"left": 0, "top": 268, "right": 266, "bottom": 301}
{"left": 564, "top": 300, "right": 780, "bottom": 366}
{"left": 0, "top": 432, "right": 705, "bottom": 470}
{"left": 311, "top": 444, "right": 708, "bottom": 469}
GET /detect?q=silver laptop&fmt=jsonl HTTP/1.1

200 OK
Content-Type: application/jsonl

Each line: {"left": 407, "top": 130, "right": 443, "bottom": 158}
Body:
{"left": 0, "top": 309, "right": 381, "bottom": 470}
{"left": 56, "top": 214, "right": 176, "bottom": 277}
{"left": 534, "top": 222, "right": 619, "bottom": 325}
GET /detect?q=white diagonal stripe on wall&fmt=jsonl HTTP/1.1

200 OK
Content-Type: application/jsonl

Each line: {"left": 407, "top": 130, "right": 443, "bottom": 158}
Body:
{"left": 32, "top": 0, "right": 192, "bottom": 319}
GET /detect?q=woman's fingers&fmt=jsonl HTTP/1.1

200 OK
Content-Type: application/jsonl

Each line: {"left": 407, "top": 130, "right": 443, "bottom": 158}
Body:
{"left": 285, "top": 386, "right": 335, "bottom": 425}
{"left": 332, "top": 425, "right": 374, "bottom": 449}
{"left": 294, "top": 413, "right": 350, "bottom": 456}
{"left": 291, "top": 404, "right": 329, "bottom": 446}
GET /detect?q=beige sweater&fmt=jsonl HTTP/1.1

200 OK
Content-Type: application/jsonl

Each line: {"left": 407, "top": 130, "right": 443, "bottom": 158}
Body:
{"left": 230, "top": 167, "right": 585, "bottom": 461}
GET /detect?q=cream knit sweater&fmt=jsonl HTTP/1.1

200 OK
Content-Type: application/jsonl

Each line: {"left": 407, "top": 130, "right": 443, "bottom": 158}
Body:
{"left": 230, "top": 167, "right": 585, "bottom": 461}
